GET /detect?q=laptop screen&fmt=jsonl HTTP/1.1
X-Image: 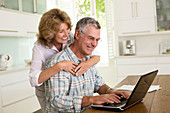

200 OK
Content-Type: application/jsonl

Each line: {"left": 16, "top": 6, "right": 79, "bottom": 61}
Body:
{"left": 124, "top": 70, "right": 158, "bottom": 108}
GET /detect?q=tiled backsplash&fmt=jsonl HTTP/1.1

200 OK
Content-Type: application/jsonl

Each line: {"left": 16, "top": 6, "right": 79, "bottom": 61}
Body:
{"left": 0, "top": 36, "right": 36, "bottom": 66}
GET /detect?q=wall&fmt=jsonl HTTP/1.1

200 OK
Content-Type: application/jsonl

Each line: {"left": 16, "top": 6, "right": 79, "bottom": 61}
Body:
{"left": 0, "top": 36, "right": 36, "bottom": 66}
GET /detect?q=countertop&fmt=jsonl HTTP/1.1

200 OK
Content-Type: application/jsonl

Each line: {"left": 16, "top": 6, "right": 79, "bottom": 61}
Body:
{"left": 0, "top": 64, "right": 30, "bottom": 74}
{"left": 116, "top": 54, "right": 170, "bottom": 58}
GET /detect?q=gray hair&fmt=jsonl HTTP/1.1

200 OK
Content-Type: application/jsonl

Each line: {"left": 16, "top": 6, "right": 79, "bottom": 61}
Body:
{"left": 75, "top": 17, "right": 101, "bottom": 35}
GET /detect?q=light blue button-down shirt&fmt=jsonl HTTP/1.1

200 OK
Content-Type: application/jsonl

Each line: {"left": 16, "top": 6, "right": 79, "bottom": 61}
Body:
{"left": 44, "top": 46, "right": 105, "bottom": 113}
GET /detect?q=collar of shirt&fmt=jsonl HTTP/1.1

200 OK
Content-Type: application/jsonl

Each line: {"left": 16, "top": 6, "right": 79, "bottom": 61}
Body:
{"left": 50, "top": 44, "right": 67, "bottom": 52}
{"left": 64, "top": 46, "right": 90, "bottom": 64}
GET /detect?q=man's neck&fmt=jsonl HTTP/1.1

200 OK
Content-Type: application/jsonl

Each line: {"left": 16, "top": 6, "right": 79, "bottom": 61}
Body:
{"left": 69, "top": 43, "right": 84, "bottom": 60}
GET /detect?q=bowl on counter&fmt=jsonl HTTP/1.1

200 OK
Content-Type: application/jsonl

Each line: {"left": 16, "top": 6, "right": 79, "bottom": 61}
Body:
{"left": 24, "top": 59, "right": 32, "bottom": 65}
{"left": 0, "top": 60, "right": 7, "bottom": 71}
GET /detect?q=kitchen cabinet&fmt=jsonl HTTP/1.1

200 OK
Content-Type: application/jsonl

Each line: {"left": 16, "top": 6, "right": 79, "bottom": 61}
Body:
{"left": 37, "top": 0, "right": 46, "bottom": 15}
{"left": 0, "top": 0, "right": 46, "bottom": 14}
{"left": 0, "top": 68, "right": 40, "bottom": 113}
{"left": 2, "top": 0, "right": 19, "bottom": 11}
{"left": 156, "top": 56, "right": 170, "bottom": 74}
{"left": 0, "top": 10, "right": 40, "bottom": 37}
{"left": 115, "top": 0, "right": 156, "bottom": 36}
{"left": 22, "top": 0, "right": 34, "bottom": 13}
{"left": 115, "top": 57, "right": 157, "bottom": 83}
{"left": 115, "top": 56, "right": 170, "bottom": 83}
{"left": 0, "top": 10, "right": 21, "bottom": 36}
{"left": 156, "top": 0, "right": 170, "bottom": 31}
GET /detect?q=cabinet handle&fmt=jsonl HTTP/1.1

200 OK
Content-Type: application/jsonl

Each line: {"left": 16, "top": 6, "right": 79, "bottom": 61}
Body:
{"left": 0, "top": 30, "right": 18, "bottom": 32}
{"left": 136, "top": 1, "right": 138, "bottom": 17}
{"left": 1, "top": 0, "right": 5, "bottom": 7}
{"left": 33, "top": 0, "right": 38, "bottom": 13}
{"left": 131, "top": 2, "right": 134, "bottom": 17}
{"left": 122, "top": 31, "right": 150, "bottom": 34}
{"left": 27, "top": 31, "right": 37, "bottom": 34}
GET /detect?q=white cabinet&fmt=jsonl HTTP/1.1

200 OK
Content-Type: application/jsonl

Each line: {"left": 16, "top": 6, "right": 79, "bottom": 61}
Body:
{"left": 0, "top": 68, "right": 40, "bottom": 113}
{"left": 0, "top": 10, "right": 40, "bottom": 37}
{"left": 20, "top": 13, "right": 40, "bottom": 37}
{"left": 115, "top": 57, "right": 157, "bottom": 83}
{"left": 0, "top": 10, "right": 22, "bottom": 36}
{"left": 115, "top": 56, "right": 170, "bottom": 83}
{"left": 115, "top": 0, "right": 156, "bottom": 35}
{"left": 156, "top": 57, "right": 170, "bottom": 74}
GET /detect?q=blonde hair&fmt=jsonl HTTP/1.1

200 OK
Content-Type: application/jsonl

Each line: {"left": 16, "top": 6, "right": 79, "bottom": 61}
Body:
{"left": 37, "top": 8, "right": 72, "bottom": 48}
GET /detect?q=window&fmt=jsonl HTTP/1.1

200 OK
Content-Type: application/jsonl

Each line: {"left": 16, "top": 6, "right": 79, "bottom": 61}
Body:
{"left": 76, "top": 0, "right": 109, "bottom": 66}
{"left": 58, "top": 0, "right": 115, "bottom": 66}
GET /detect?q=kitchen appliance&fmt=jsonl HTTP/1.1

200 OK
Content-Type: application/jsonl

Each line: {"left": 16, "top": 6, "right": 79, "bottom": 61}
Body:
{"left": 0, "top": 53, "right": 13, "bottom": 70}
{"left": 160, "top": 41, "right": 170, "bottom": 54}
{"left": 122, "top": 40, "right": 136, "bottom": 55}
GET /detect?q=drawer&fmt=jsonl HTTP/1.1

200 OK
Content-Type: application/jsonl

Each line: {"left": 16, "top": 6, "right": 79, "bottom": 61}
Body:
{"left": 156, "top": 57, "right": 170, "bottom": 63}
{"left": 1, "top": 80, "right": 34, "bottom": 106}
{"left": 116, "top": 57, "right": 156, "bottom": 65}
{"left": 0, "top": 69, "right": 29, "bottom": 86}
{"left": 116, "top": 64, "right": 157, "bottom": 77}
{"left": 3, "top": 96, "right": 40, "bottom": 113}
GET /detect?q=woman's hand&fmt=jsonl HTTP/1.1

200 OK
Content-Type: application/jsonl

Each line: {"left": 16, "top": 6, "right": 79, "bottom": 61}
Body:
{"left": 54, "top": 60, "right": 78, "bottom": 75}
{"left": 74, "top": 61, "right": 91, "bottom": 76}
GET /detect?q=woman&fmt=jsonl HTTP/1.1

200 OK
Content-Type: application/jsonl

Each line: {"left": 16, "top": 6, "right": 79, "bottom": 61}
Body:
{"left": 29, "top": 8, "right": 100, "bottom": 113}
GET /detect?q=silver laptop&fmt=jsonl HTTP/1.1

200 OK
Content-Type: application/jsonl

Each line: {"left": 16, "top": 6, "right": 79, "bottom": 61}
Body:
{"left": 91, "top": 70, "right": 158, "bottom": 111}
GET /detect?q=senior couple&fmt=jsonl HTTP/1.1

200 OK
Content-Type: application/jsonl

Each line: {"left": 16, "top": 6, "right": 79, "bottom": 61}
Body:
{"left": 29, "top": 8, "right": 129, "bottom": 113}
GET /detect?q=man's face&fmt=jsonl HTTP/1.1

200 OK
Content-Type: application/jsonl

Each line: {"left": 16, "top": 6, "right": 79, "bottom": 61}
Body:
{"left": 78, "top": 26, "right": 100, "bottom": 56}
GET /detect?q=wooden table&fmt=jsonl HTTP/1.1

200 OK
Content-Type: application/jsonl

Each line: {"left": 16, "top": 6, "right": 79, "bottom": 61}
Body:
{"left": 84, "top": 75, "right": 170, "bottom": 113}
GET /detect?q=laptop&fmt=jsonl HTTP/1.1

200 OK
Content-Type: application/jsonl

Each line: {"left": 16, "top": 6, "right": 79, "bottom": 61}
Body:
{"left": 91, "top": 70, "right": 158, "bottom": 111}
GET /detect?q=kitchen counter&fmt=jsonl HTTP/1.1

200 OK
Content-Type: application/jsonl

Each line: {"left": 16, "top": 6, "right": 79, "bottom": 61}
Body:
{"left": 0, "top": 64, "right": 30, "bottom": 74}
{"left": 116, "top": 54, "right": 170, "bottom": 58}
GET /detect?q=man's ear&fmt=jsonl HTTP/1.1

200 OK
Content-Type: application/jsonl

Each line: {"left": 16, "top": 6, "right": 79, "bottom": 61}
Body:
{"left": 74, "top": 30, "right": 80, "bottom": 40}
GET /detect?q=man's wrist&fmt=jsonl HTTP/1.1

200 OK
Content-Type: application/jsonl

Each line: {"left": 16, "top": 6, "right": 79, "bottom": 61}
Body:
{"left": 81, "top": 96, "right": 93, "bottom": 108}
{"left": 106, "top": 87, "right": 114, "bottom": 94}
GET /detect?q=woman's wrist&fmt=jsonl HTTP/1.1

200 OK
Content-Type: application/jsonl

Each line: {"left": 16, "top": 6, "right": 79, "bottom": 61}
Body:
{"left": 52, "top": 63, "right": 62, "bottom": 71}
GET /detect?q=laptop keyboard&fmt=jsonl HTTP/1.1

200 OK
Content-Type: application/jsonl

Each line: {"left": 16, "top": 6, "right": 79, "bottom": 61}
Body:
{"left": 104, "top": 97, "right": 128, "bottom": 107}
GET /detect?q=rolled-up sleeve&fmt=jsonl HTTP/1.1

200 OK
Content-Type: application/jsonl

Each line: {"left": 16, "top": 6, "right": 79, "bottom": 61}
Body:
{"left": 93, "top": 67, "right": 105, "bottom": 92}
{"left": 29, "top": 46, "right": 44, "bottom": 87}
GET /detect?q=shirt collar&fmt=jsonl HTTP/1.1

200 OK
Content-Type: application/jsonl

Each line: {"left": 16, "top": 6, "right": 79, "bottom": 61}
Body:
{"left": 64, "top": 46, "right": 89, "bottom": 64}
{"left": 50, "top": 44, "right": 67, "bottom": 52}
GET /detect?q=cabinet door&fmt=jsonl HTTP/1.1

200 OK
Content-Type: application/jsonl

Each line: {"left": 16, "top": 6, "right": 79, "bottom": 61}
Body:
{"left": 37, "top": 0, "right": 46, "bottom": 15}
{"left": 156, "top": 57, "right": 170, "bottom": 74}
{"left": 0, "top": 10, "right": 22, "bottom": 36}
{"left": 117, "top": 18, "right": 155, "bottom": 35}
{"left": 20, "top": 14, "right": 40, "bottom": 37}
{"left": 115, "top": 0, "right": 134, "bottom": 20}
{"left": 22, "top": 0, "right": 34, "bottom": 13}
{"left": 116, "top": 57, "right": 157, "bottom": 83}
{"left": 3, "top": 96, "right": 40, "bottom": 113}
{"left": 136, "top": 0, "right": 155, "bottom": 19}
{"left": 4, "top": 0, "right": 19, "bottom": 10}
{"left": 116, "top": 0, "right": 156, "bottom": 35}
{"left": 156, "top": 0, "right": 170, "bottom": 31}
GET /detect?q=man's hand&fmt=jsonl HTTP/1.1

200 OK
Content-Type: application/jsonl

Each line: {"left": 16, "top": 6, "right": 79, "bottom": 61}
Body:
{"left": 111, "top": 90, "right": 129, "bottom": 99}
{"left": 82, "top": 93, "right": 126, "bottom": 108}
{"left": 91, "top": 94, "right": 122, "bottom": 105}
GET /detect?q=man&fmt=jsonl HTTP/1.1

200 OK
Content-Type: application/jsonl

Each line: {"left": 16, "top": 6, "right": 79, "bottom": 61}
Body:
{"left": 44, "top": 17, "right": 129, "bottom": 113}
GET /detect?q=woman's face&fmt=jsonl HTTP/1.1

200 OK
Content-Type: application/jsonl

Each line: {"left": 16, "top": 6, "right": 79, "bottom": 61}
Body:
{"left": 54, "top": 23, "right": 70, "bottom": 44}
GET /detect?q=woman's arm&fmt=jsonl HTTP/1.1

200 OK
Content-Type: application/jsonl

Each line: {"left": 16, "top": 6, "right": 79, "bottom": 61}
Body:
{"left": 38, "top": 60, "right": 77, "bottom": 84}
{"left": 74, "top": 55, "right": 100, "bottom": 76}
